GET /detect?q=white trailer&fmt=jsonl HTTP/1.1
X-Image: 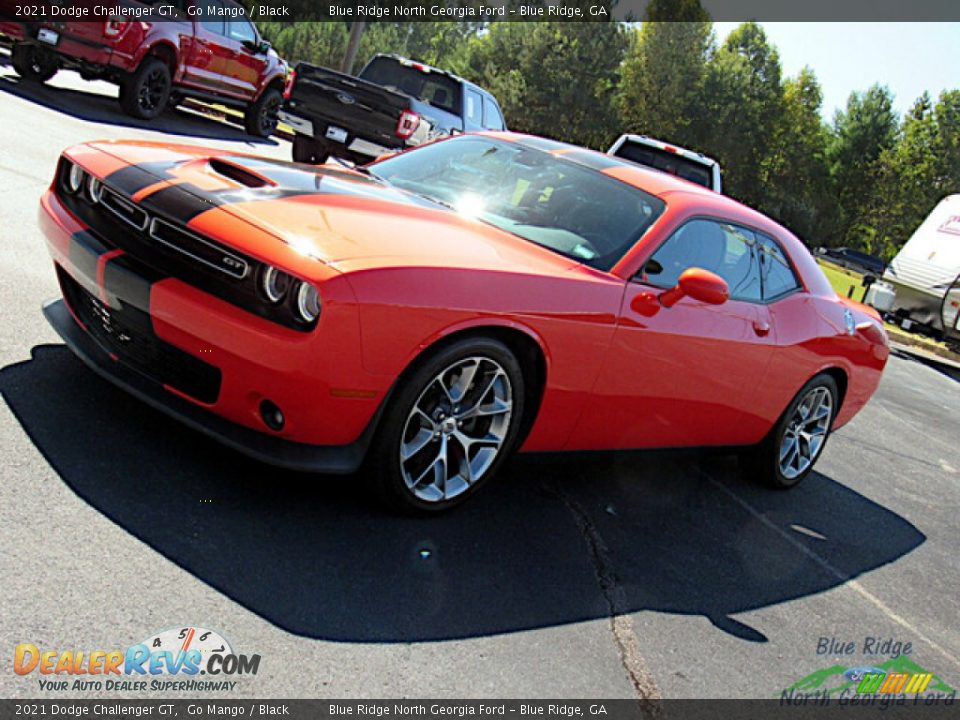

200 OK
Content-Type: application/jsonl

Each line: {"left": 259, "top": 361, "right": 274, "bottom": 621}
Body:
{"left": 883, "top": 194, "right": 960, "bottom": 344}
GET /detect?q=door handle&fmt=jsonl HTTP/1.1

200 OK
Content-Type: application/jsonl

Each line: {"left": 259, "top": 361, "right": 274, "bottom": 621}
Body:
{"left": 753, "top": 320, "right": 770, "bottom": 337}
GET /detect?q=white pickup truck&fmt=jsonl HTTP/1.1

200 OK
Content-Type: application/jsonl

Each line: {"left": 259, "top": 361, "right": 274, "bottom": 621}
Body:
{"left": 608, "top": 134, "right": 722, "bottom": 193}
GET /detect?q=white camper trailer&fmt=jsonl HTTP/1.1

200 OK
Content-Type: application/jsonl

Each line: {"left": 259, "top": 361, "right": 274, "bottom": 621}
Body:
{"left": 883, "top": 194, "right": 960, "bottom": 344}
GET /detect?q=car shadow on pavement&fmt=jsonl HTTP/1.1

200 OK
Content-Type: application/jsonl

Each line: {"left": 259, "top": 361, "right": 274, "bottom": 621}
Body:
{"left": 1, "top": 345, "right": 926, "bottom": 644}
{"left": 0, "top": 60, "right": 278, "bottom": 145}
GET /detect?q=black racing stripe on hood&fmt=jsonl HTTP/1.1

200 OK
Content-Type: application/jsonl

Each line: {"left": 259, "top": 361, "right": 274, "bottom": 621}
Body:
{"left": 104, "top": 161, "right": 178, "bottom": 196}
{"left": 139, "top": 184, "right": 332, "bottom": 223}
{"left": 139, "top": 184, "right": 219, "bottom": 223}
{"left": 218, "top": 154, "right": 382, "bottom": 190}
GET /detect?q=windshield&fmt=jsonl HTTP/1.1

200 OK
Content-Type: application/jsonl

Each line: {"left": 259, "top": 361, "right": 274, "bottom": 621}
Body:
{"left": 370, "top": 136, "right": 665, "bottom": 271}
{"left": 613, "top": 142, "right": 714, "bottom": 189}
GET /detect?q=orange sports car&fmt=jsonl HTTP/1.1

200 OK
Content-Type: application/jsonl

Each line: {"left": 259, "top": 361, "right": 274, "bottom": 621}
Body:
{"left": 39, "top": 133, "right": 889, "bottom": 512}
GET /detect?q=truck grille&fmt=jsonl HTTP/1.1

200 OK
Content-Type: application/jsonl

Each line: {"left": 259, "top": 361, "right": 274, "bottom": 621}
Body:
{"left": 59, "top": 267, "right": 222, "bottom": 405}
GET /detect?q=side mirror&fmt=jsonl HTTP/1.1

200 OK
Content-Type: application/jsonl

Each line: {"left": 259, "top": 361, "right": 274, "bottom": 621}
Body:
{"left": 659, "top": 268, "right": 729, "bottom": 308}
{"left": 243, "top": 39, "right": 270, "bottom": 55}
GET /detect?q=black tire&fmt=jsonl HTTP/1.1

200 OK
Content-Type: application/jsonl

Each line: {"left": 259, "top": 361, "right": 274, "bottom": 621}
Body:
{"left": 743, "top": 373, "right": 839, "bottom": 489}
{"left": 369, "top": 337, "right": 526, "bottom": 514}
{"left": 244, "top": 86, "right": 282, "bottom": 137}
{"left": 291, "top": 134, "right": 330, "bottom": 164}
{"left": 11, "top": 43, "right": 58, "bottom": 83}
{"left": 120, "top": 57, "right": 171, "bottom": 120}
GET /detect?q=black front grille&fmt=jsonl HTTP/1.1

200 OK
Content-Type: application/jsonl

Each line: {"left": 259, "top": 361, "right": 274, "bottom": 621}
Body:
{"left": 55, "top": 163, "right": 315, "bottom": 331}
{"left": 100, "top": 186, "right": 149, "bottom": 230}
{"left": 58, "top": 267, "right": 222, "bottom": 405}
{"left": 149, "top": 217, "right": 250, "bottom": 280}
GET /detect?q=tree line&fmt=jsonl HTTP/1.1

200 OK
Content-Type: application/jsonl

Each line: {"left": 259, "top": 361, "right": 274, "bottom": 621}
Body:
{"left": 259, "top": 4, "right": 960, "bottom": 259}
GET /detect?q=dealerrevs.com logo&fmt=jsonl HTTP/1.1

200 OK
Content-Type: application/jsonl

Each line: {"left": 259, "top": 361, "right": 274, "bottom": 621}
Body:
{"left": 14, "top": 627, "right": 261, "bottom": 692}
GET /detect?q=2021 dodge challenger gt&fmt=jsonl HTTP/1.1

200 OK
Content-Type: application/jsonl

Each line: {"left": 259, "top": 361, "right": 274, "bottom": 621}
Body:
{"left": 39, "top": 133, "right": 889, "bottom": 512}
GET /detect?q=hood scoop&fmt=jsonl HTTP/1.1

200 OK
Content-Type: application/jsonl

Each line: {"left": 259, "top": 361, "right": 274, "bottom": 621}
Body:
{"left": 208, "top": 157, "right": 277, "bottom": 189}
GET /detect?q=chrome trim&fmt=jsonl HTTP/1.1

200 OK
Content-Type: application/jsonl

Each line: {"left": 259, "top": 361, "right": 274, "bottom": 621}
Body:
{"left": 99, "top": 186, "right": 149, "bottom": 231}
{"left": 149, "top": 217, "right": 250, "bottom": 280}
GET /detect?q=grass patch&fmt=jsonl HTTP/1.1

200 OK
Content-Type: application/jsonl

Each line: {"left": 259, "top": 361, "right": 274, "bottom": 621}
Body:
{"left": 816, "top": 258, "right": 863, "bottom": 298}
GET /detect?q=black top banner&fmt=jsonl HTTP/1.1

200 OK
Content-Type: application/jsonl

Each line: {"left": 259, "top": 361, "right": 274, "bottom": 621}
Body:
{"left": 1, "top": 0, "right": 959, "bottom": 22}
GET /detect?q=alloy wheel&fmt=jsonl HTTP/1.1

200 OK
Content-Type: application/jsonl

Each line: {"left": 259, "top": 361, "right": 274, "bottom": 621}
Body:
{"left": 260, "top": 96, "right": 280, "bottom": 134}
{"left": 399, "top": 356, "right": 513, "bottom": 503}
{"left": 779, "top": 386, "right": 833, "bottom": 480}
{"left": 139, "top": 68, "right": 167, "bottom": 112}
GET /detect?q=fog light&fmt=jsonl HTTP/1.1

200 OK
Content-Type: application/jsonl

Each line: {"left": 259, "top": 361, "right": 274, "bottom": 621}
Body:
{"left": 260, "top": 399, "right": 285, "bottom": 431}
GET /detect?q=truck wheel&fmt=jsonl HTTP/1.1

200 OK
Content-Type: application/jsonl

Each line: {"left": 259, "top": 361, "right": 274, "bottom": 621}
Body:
{"left": 120, "top": 57, "right": 171, "bottom": 120}
{"left": 11, "top": 43, "right": 58, "bottom": 83}
{"left": 292, "top": 134, "right": 330, "bottom": 164}
{"left": 245, "top": 87, "right": 282, "bottom": 138}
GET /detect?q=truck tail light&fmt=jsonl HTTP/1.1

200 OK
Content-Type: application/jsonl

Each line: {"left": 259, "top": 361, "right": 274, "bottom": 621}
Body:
{"left": 282, "top": 69, "right": 297, "bottom": 100}
{"left": 395, "top": 110, "right": 420, "bottom": 139}
{"left": 104, "top": 18, "right": 129, "bottom": 37}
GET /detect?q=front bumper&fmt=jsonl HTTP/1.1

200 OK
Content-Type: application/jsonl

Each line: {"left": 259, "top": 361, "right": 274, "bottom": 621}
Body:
{"left": 39, "top": 184, "right": 389, "bottom": 473}
{"left": 44, "top": 299, "right": 371, "bottom": 473}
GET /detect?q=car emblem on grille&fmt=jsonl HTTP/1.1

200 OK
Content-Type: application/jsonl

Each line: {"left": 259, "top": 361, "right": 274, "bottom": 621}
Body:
{"left": 336, "top": 91, "right": 355, "bottom": 105}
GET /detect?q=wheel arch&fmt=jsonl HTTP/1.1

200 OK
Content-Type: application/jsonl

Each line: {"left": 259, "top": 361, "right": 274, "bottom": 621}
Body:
{"left": 389, "top": 322, "right": 550, "bottom": 449}
{"left": 140, "top": 42, "right": 178, "bottom": 76}
{"left": 257, "top": 73, "right": 287, "bottom": 100}
{"left": 820, "top": 366, "right": 848, "bottom": 412}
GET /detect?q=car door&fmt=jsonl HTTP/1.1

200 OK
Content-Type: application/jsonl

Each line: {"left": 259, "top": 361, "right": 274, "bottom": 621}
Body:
{"left": 571, "top": 218, "right": 777, "bottom": 451}
{"left": 219, "top": 13, "right": 266, "bottom": 99}
{"left": 185, "top": 0, "right": 235, "bottom": 95}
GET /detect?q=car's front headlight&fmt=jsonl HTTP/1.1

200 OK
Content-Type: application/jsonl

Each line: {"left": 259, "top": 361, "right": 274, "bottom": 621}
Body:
{"left": 295, "top": 282, "right": 321, "bottom": 323}
{"left": 64, "top": 161, "right": 85, "bottom": 194}
{"left": 259, "top": 265, "right": 292, "bottom": 304}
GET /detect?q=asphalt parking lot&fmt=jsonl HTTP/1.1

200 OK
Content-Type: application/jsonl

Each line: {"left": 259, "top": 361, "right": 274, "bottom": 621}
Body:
{"left": 1, "top": 58, "right": 958, "bottom": 702}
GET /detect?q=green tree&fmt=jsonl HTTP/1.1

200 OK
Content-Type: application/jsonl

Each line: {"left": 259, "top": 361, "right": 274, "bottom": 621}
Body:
{"left": 827, "top": 84, "right": 898, "bottom": 246}
{"left": 466, "top": 20, "right": 627, "bottom": 148}
{"left": 700, "top": 22, "right": 784, "bottom": 209}
{"left": 857, "top": 90, "right": 960, "bottom": 259}
{"left": 616, "top": 16, "right": 714, "bottom": 149}
{"left": 763, "top": 67, "right": 836, "bottom": 244}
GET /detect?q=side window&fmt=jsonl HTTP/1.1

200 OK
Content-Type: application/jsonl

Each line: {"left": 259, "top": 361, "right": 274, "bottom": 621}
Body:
{"left": 482, "top": 97, "right": 505, "bottom": 130}
{"left": 228, "top": 19, "right": 257, "bottom": 44}
{"left": 643, "top": 219, "right": 762, "bottom": 302}
{"left": 200, "top": 0, "right": 225, "bottom": 35}
{"left": 464, "top": 89, "right": 482, "bottom": 126}
{"left": 758, "top": 234, "right": 801, "bottom": 300}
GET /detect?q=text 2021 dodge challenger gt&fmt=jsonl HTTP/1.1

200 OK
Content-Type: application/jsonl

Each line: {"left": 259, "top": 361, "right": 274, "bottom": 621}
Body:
{"left": 39, "top": 133, "right": 889, "bottom": 512}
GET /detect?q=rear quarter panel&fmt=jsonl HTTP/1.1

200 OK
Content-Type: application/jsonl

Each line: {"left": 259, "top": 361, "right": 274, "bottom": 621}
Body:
{"left": 766, "top": 293, "right": 888, "bottom": 431}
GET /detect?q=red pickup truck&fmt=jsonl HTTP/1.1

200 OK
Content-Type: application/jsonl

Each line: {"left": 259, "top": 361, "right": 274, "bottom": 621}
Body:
{"left": 0, "top": 0, "right": 288, "bottom": 136}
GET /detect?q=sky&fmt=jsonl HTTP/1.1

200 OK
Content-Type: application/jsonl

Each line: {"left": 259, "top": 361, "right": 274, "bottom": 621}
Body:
{"left": 712, "top": 22, "right": 960, "bottom": 123}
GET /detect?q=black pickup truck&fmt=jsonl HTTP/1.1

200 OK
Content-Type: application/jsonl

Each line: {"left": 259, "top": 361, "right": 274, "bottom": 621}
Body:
{"left": 280, "top": 54, "right": 507, "bottom": 164}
